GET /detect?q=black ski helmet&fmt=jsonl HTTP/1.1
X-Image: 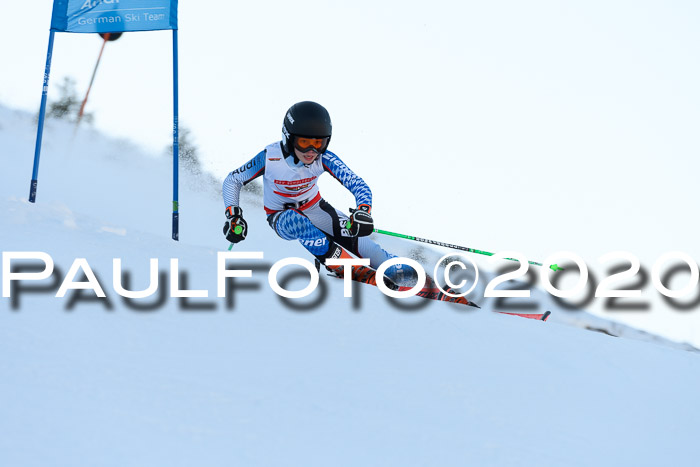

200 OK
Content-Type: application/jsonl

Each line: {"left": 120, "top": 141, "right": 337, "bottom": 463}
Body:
{"left": 281, "top": 101, "right": 332, "bottom": 155}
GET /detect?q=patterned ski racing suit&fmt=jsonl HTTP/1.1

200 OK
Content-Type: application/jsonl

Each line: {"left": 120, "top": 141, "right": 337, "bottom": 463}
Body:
{"left": 223, "top": 141, "right": 394, "bottom": 268}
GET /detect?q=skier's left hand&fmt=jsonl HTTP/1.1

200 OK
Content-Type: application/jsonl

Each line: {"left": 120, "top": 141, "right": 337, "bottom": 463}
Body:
{"left": 347, "top": 204, "right": 373, "bottom": 237}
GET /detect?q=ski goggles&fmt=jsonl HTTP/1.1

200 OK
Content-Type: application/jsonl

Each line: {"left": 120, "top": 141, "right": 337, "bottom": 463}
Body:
{"left": 294, "top": 136, "right": 329, "bottom": 152}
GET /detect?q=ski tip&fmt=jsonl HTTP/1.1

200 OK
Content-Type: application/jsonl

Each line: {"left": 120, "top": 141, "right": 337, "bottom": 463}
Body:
{"left": 493, "top": 310, "right": 551, "bottom": 321}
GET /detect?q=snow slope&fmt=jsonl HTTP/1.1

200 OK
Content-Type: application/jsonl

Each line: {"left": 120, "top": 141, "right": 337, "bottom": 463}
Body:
{"left": 2, "top": 105, "right": 700, "bottom": 466}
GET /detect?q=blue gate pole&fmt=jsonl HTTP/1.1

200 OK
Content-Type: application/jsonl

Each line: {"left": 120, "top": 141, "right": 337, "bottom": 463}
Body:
{"left": 29, "top": 30, "right": 56, "bottom": 203}
{"left": 172, "top": 28, "right": 179, "bottom": 240}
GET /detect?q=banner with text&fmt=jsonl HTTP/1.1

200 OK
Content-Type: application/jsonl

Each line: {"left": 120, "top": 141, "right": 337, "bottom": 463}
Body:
{"left": 51, "top": 0, "right": 178, "bottom": 33}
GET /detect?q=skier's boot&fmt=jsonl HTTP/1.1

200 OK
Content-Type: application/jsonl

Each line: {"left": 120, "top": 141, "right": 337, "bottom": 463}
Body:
{"left": 383, "top": 262, "right": 419, "bottom": 287}
{"left": 316, "top": 242, "right": 378, "bottom": 286}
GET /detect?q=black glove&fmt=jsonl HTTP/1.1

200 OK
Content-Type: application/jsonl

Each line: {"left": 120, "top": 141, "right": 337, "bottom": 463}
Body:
{"left": 223, "top": 206, "right": 248, "bottom": 244}
{"left": 347, "top": 204, "right": 374, "bottom": 237}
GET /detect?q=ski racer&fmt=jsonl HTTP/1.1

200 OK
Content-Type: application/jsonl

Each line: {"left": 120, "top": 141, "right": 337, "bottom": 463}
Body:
{"left": 222, "top": 101, "right": 413, "bottom": 284}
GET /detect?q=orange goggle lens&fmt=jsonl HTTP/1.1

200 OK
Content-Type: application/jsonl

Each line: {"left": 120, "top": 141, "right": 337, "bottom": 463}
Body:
{"left": 295, "top": 137, "right": 328, "bottom": 151}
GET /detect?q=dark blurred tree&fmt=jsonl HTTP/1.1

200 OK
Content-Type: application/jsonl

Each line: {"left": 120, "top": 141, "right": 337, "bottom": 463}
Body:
{"left": 46, "top": 76, "right": 94, "bottom": 124}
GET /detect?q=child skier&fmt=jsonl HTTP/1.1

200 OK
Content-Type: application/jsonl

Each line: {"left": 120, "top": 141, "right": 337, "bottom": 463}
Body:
{"left": 222, "top": 101, "right": 411, "bottom": 283}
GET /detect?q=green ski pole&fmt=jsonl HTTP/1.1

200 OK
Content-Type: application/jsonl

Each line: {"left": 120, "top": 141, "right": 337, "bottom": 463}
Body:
{"left": 373, "top": 228, "right": 564, "bottom": 272}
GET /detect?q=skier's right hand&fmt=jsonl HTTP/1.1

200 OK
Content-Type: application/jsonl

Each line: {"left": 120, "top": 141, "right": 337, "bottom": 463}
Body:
{"left": 223, "top": 206, "right": 247, "bottom": 244}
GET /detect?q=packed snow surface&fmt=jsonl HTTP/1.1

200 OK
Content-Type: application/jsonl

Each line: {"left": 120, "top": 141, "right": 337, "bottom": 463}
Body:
{"left": 1, "top": 106, "right": 699, "bottom": 466}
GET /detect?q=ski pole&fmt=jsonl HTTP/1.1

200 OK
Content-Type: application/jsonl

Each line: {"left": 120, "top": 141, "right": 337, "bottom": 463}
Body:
{"left": 75, "top": 33, "right": 110, "bottom": 130}
{"left": 226, "top": 224, "right": 245, "bottom": 250}
{"left": 373, "top": 228, "right": 564, "bottom": 271}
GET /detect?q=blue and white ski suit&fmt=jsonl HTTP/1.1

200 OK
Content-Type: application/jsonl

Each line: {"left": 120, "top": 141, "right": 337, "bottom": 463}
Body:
{"left": 223, "top": 141, "right": 393, "bottom": 267}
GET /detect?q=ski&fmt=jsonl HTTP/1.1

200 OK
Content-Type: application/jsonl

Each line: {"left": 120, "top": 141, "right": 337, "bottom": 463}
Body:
{"left": 494, "top": 310, "right": 551, "bottom": 321}
{"left": 322, "top": 260, "right": 552, "bottom": 322}
{"left": 322, "top": 260, "right": 480, "bottom": 308}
